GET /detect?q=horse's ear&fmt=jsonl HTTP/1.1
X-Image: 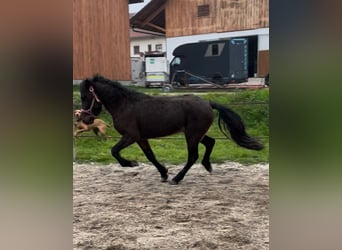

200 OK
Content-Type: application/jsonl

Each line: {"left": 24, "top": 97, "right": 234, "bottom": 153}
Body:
{"left": 83, "top": 78, "right": 92, "bottom": 89}
{"left": 93, "top": 73, "right": 104, "bottom": 82}
{"left": 80, "top": 78, "right": 95, "bottom": 95}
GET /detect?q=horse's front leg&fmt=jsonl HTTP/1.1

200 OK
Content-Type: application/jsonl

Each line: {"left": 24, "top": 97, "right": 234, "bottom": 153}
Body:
{"left": 111, "top": 135, "right": 138, "bottom": 167}
{"left": 137, "top": 140, "right": 168, "bottom": 182}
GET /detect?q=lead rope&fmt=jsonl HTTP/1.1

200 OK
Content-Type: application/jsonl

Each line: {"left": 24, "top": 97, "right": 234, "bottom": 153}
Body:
{"left": 89, "top": 86, "right": 101, "bottom": 103}
{"left": 80, "top": 86, "right": 101, "bottom": 114}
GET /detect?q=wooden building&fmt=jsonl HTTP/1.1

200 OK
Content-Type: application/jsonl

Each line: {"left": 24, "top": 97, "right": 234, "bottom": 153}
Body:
{"left": 131, "top": 0, "right": 269, "bottom": 77}
{"left": 73, "top": 0, "right": 143, "bottom": 80}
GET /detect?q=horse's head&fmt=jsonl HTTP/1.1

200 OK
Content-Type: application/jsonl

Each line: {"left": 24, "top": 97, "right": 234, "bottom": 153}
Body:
{"left": 79, "top": 78, "right": 102, "bottom": 116}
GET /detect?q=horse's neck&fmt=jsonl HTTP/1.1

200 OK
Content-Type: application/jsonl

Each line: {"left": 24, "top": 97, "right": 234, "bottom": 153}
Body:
{"left": 104, "top": 99, "right": 129, "bottom": 116}
{"left": 96, "top": 85, "right": 131, "bottom": 115}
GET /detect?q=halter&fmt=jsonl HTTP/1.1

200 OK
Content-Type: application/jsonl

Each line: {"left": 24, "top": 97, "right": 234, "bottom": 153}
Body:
{"left": 81, "top": 86, "right": 101, "bottom": 115}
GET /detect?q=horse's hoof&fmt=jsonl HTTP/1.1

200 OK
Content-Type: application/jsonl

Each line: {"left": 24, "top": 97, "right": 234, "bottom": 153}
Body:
{"left": 160, "top": 175, "right": 168, "bottom": 182}
{"left": 122, "top": 161, "right": 139, "bottom": 167}
{"left": 168, "top": 179, "right": 179, "bottom": 185}
{"left": 202, "top": 162, "right": 212, "bottom": 173}
{"left": 129, "top": 161, "right": 139, "bottom": 167}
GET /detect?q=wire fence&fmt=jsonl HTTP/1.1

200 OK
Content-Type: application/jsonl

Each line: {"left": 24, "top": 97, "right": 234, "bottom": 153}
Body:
{"left": 72, "top": 101, "right": 269, "bottom": 141}
{"left": 73, "top": 98, "right": 269, "bottom": 161}
{"left": 73, "top": 135, "right": 269, "bottom": 140}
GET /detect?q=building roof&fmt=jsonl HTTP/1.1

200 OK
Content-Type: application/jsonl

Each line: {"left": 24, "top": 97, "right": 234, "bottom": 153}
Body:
{"left": 130, "top": 29, "right": 157, "bottom": 38}
{"left": 130, "top": 13, "right": 161, "bottom": 38}
{"left": 130, "top": 0, "right": 166, "bottom": 35}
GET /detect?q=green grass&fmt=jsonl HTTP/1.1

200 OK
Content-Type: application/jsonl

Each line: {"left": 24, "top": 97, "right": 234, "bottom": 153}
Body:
{"left": 73, "top": 86, "right": 269, "bottom": 165}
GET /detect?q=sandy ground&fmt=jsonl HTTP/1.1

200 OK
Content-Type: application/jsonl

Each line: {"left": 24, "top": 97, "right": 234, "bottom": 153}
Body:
{"left": 73, "top": 162, "right": 269, "bottom": 250}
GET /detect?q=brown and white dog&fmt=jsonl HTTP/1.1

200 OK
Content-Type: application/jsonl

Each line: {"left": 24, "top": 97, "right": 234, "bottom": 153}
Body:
{"left": 73, "top": 109, "right": 109, "bottom": 140}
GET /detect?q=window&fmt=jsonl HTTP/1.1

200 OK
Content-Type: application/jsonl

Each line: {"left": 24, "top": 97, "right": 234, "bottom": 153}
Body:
{"left": 155, "top": 44, "right": 162, "bottom": 51}
{"left": 204, "top": 43, "right": 225, "bottom": 57}
{"left": 198, "top": 5, "right": 210, "bottom": 17}
{"left": 212, "top": 44, "right": 219, "bottom": 55}
{"left": 171, "top": 57, "right": 181, "bottom": 66}
{"left": 148, "top": 44, "right": 152, "bottom": 52}
{"left": 133, "top": 45, "right": 140, "bottom": 55}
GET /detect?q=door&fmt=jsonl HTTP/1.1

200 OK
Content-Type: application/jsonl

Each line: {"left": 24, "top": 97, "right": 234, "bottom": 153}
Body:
{"left": 229, "top": 38, "right": 248, "bottom": 82}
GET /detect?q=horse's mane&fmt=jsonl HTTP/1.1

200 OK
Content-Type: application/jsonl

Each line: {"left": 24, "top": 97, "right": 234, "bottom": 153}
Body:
{"left": 90, "top": 74, "right": 148, "bottom": 102}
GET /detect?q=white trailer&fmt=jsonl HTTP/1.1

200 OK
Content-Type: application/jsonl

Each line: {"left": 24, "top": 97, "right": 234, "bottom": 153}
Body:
{"left": 144, "top": 52, "right": 169, "bottom": 87}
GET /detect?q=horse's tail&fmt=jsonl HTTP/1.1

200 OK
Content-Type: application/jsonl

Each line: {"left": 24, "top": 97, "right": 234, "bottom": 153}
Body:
{"left": 210, "top": 102, "right": 264, "bottom": 150}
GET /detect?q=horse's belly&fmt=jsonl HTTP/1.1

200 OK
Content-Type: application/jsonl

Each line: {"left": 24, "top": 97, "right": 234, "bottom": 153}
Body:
{"left": 138, "top": 119, "right": 184, "bottom": 139}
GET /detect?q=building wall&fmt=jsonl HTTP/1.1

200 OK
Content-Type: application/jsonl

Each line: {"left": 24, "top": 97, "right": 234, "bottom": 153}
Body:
{"left": 73, "top": 0, "right": 131, "bottom": 80}
{"left": 258, "top": 50, "right": 269, "bottom": 77}
{"left": 130, "top": 36, "right": 166, "bottom": 57}
{"left": 258, "top": 33, "right": 269, "bottom": 51}
{"left": 258, "top": 33, "right": 269, "bottom": 77}
{"left": 165, "top": 0, "right": 269, "bottom": 38}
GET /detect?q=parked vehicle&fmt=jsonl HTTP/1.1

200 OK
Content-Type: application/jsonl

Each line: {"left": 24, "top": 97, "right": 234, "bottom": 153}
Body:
{"left": 170, "top": 38, "right": 249, "bottom": 85}
{"left": 144, "top": 52, "right": 169, "bottom": 87}
{"left": 131, "top": 57, "right": 145, "bottom": 85}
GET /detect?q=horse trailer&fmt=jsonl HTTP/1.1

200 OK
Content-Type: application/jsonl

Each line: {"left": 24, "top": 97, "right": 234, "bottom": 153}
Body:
{"left": 170, "top": 38, "right": 251, "bottom": 85}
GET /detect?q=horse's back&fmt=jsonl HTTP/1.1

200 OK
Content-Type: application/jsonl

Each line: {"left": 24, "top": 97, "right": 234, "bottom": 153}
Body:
{"left": 137, "top": 94, "right": 213, "bottom": 120}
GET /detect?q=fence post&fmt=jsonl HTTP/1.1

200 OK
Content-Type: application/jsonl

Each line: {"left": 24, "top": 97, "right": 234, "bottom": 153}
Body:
{"left": 73, "top": 125, "right": 76, "bottom": 162}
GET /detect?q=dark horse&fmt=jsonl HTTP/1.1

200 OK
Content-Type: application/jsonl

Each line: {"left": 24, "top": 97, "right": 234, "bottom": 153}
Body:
{"left": 79, "top": 75, "right": 263, "bottom": 184}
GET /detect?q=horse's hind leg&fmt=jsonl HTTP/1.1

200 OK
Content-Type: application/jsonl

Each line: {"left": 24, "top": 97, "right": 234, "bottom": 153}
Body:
{"left": 137, "top": 140, "right": 168, "bottom": 182}
{"left": 170, "top": 134, "right": 200, "bottom": 185}
{"left": 200, "top": 135, "right": 215, "bottom": 173}
{"left": 170, "top": 145, "right": 199, "bottom": 185}
{"left": 111, "top": 135, "right": 138, "bottom": 167}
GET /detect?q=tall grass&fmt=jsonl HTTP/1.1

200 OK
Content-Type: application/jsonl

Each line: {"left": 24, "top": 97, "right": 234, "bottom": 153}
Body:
{"left": 73, "top": 86, "right": 269, "bottom": 165}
